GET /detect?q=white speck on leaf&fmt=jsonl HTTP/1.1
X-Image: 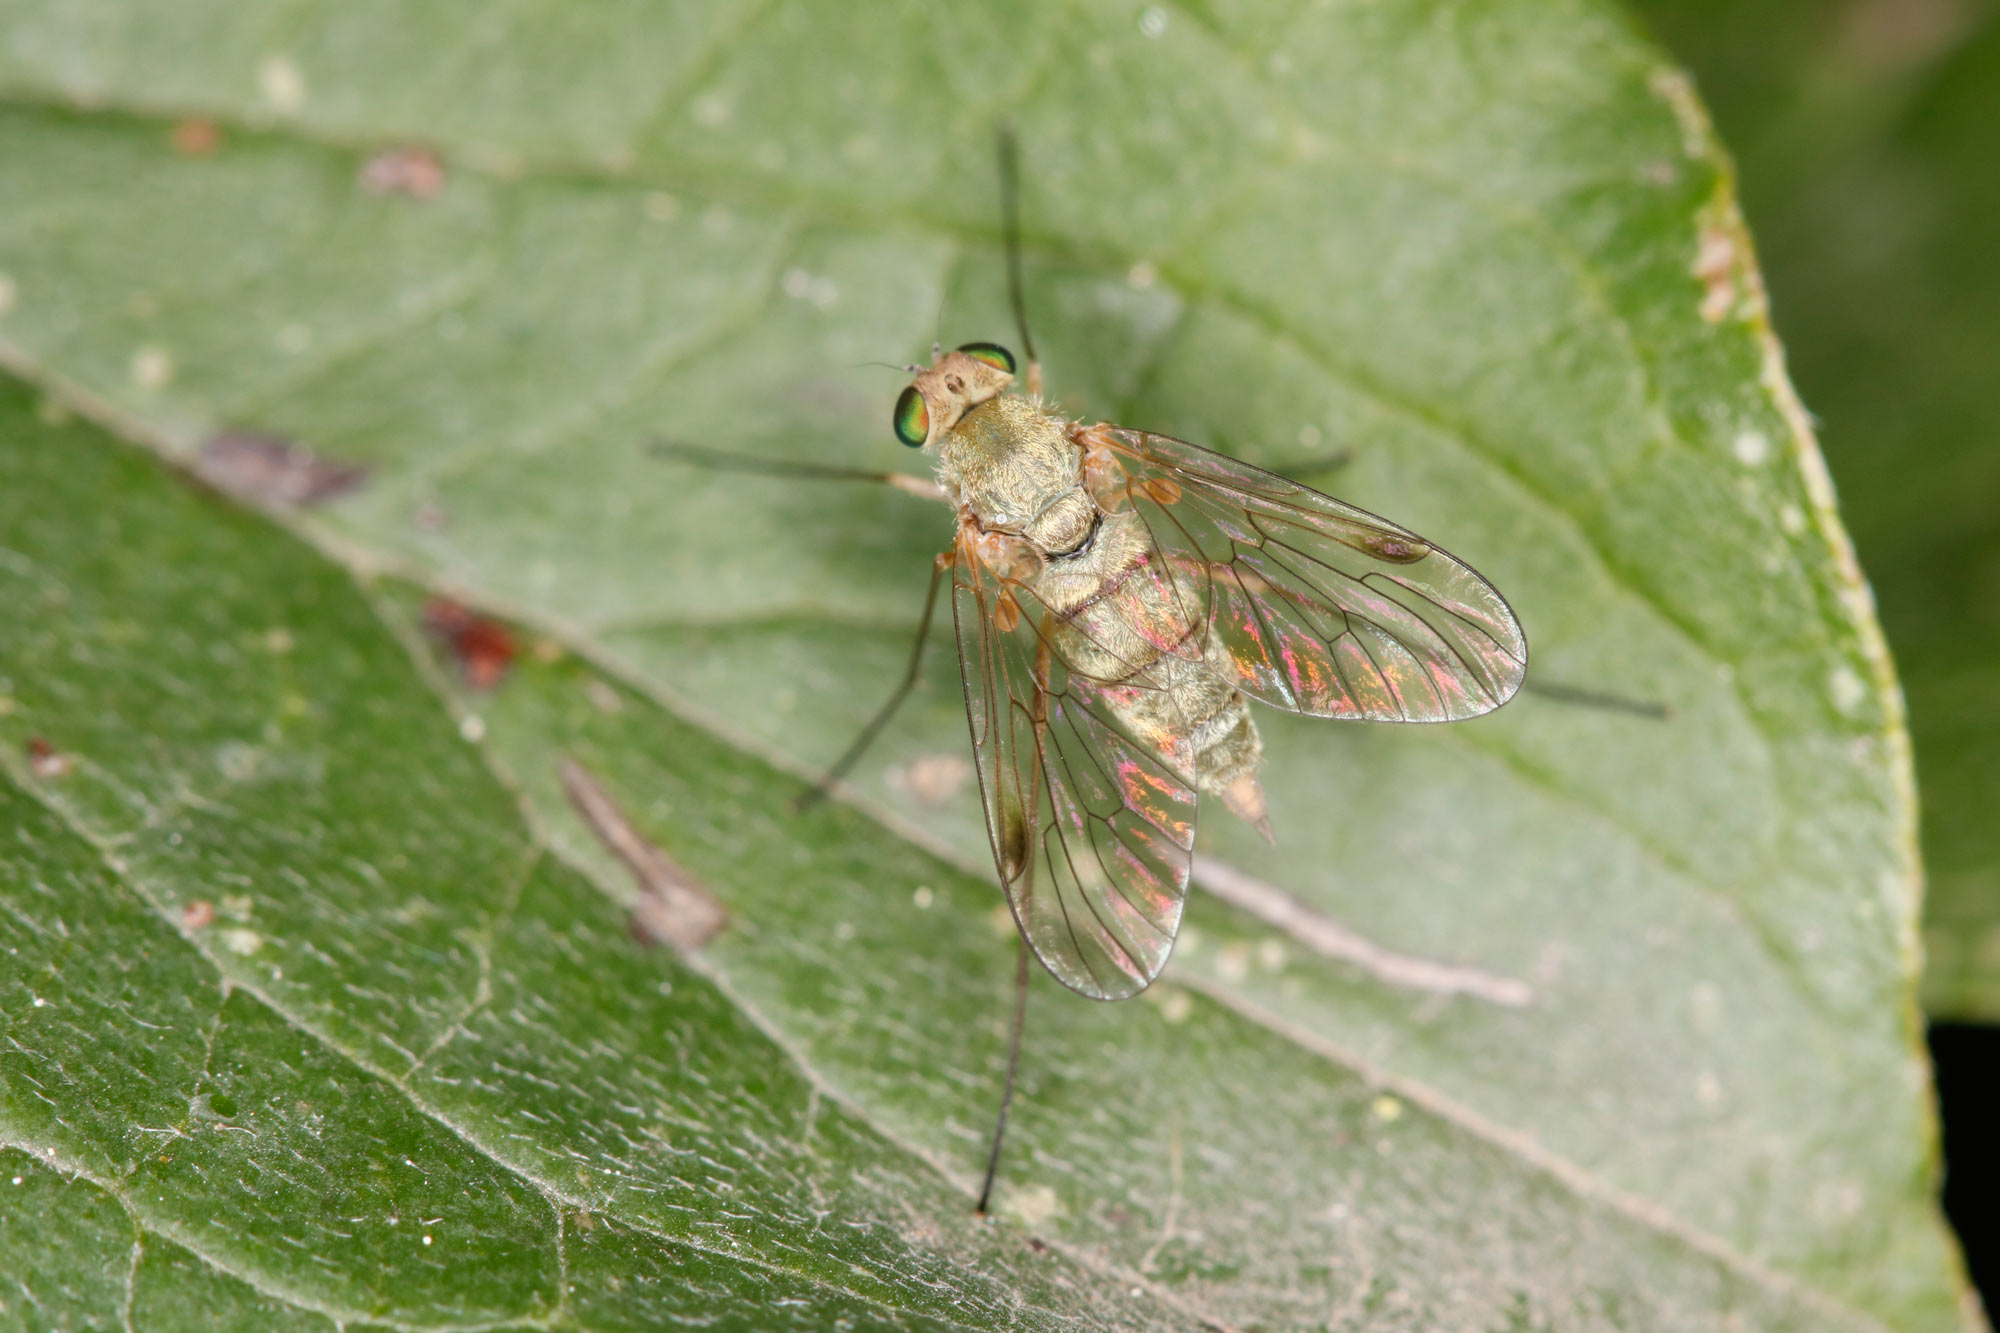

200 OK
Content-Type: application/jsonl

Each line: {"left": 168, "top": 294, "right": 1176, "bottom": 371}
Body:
{"left": 1216, "top": 940, "right": 1251, "bottom": 982}
{"left": 1647, "top": 66, "right": 1711, "bottom": 160}
{"left": 1370, "top": 1094, "right": 1403, "bottom": 1123}
{"left": 1695, "top": 1071, "right": 1724, "bottom": 1106}
{"left": 223, "top": 928, "right": 263, "bottom": 956}
{"left": 131, "top": 345, "right": 174, "bottom": 390}
{"left": 215, "top": 741, "right": 260, "bottom": 781}
{"left": 258, "top": 55, "right": 306, "bottom": 112}
{"left": 1138, "top": 6, "right": 1167, "bottom": 38}
{"left": 1127, "top": 261, "right": 1157, "bottom": 289}
{"left": 1732, "top": 429, "right": 1770, "bottom": 466}
{"left": 1004, "top": 1183, "right": 1062, "bottom": 1226}
{"left": 911, "top": 886, "right": 934, "bottom": 909}
{"left": 1692, "top": 224, "right": 1737, "bottom": 324}
{"left": 1829, "top": 666, "right": 1866, "bottom": 715}
{"left": 459, "top": 714, "right": 486, "bottom": 743}
{"left": 887, "top": 752, "right": 973, "bottom": 806}
{"left": 1779, "top": 504, "right": 1808, "bottom": 535}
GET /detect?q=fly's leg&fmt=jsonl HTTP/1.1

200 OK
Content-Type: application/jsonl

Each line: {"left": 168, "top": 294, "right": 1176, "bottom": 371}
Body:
{"left": 651, "top": 438, "right": 954, "bottom": 808}
{"left": 649, "top": 438, "right": 947, "bottom": 504}
{"left": 996, "top": 122, "right": 1043, "bottom": 401}
{"left": 976, "top": 935, "right": 1031, "bottom": 1215}
{"left": 1524, "top": 679, "right": 1672, "bottom": 719}
{"left": 792, "top": 552, "right": 954, "bottom": 812}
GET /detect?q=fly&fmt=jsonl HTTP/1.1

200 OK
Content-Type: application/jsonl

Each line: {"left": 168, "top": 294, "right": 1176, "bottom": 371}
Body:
{"left": 655, "top": 126, "right": 1529, "bottom": 1214}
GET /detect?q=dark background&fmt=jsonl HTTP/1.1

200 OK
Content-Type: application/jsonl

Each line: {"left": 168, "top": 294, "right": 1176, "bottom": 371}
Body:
{"left": 1634, "top": 0, "right": 1999, "bottom": 1310}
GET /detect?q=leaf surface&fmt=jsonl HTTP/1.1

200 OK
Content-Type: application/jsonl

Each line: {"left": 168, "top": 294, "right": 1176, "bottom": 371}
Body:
{"left": 0, "top": 2, "right": 1975, "bottom": 1328}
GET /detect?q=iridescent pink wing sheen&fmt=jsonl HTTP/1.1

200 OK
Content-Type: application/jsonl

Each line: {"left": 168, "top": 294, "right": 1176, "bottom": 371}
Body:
{"left": 1106, "top": 429, "right": 1528, "bottom": 722}
{"left": 952, "top": 554, "right": 1197, "bottom": 1001}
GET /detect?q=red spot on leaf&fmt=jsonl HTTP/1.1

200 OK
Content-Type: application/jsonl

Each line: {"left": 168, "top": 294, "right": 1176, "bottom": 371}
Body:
{"left": 422, "top": 598, "right": 517, "bottom": 691}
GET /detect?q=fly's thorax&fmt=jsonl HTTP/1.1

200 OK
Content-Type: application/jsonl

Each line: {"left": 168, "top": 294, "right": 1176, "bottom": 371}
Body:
{"left": 1033, "top": 506, "right": 1152, "bottom": 609}
{"left": 937, "top": 397, "right": 1093, "bottom": 553}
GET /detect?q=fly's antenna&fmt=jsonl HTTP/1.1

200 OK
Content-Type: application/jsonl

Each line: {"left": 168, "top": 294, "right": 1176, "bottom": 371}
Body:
{"left": 996, "top": 120, "right": 1042, "bottom": 398}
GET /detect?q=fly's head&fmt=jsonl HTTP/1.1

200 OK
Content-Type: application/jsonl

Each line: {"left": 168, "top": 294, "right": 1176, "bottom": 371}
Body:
{"left": 891, "top": 342, "right": 1016, "bottom": 451}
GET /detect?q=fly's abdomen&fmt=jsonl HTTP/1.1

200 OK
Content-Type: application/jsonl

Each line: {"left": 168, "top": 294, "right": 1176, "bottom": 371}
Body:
{"left": 1035, "top": 508, "right": 1266, "bottom": 805}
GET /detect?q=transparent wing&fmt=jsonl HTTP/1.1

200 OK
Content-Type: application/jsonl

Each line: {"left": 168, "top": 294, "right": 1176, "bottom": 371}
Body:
{"left": 952, "top": 548, "right": 1197, "bottom": 1001}
{"left": 1103, "top": 428, "right": 1528, "bottom": 721}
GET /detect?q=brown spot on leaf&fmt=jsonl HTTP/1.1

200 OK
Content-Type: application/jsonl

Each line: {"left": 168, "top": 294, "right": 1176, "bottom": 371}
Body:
{"left": 1026, "top": 1235, "right": 1049, "bottom": 1254}
{"left": 561, "top": 758, "right": 728, "bottom": 951}
{"left": 26, "top": 737, "right": 73, "bottom": 778}
{"left": 421, "top": 598, "right": 517, "bottom": 691}
{"left": 198, "top": 432, "right": 368, "bottom": 509}
{"left": 181, "top": 900, "right": 216, "bottom": 929}
{"left": 171, "top": 118, "right": 222, "bottom": 157}
{"left": 359, "top": 146, "right": 446, "bottom": 199}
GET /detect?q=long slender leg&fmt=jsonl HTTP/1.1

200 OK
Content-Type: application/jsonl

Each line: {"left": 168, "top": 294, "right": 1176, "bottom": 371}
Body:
{"left": 976, "top": 934, "right": 1032, "bottom": 1215}
{"left": 995, "top": 122, "right": 1043, "bottom": 401}
{"left": 1524, "top": 678, "right": 1672, "bottom": 720}
{"left": 651, "top": 438, "right": 946, "bottom": 503}
{"left": 792, "top": 552, "right": 954, "bottom": 812}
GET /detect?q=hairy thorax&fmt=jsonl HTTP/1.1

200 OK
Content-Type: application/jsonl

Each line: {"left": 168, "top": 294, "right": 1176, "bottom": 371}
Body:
{"left": 938, "top": 398, "right": 1265, "bottom": 808}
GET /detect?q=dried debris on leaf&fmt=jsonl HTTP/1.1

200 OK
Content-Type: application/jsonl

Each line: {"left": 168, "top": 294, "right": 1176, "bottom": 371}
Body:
{"left": 197, "top": 432, "right": 368, "bottom": 509}
{"left": 421, "top": 598, "right": 517, "bottom": 691}
{"left": 560, "top": 758, "right": 727, "bottom": 952}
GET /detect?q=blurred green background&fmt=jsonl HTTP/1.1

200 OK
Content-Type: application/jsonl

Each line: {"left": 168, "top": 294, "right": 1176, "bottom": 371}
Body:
{"left": 1634, "top": 0, "right": 2000, "bottom": 1021}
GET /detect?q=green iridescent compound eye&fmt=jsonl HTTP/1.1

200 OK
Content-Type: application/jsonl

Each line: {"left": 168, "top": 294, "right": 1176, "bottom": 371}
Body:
{"left": 893, "top": 385, "right": 929, "bottom": 447}
{"left": 956, "top": 342, "right": 1016, "bottom": 374}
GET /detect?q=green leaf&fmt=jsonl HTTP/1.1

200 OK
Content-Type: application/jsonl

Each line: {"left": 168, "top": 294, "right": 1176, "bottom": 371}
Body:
{"left": 1631, "top": 0, "right": 2000, "bottom": 1021}
{"left": 0, "top": 2, "right": 1975, "bottom": 1328}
